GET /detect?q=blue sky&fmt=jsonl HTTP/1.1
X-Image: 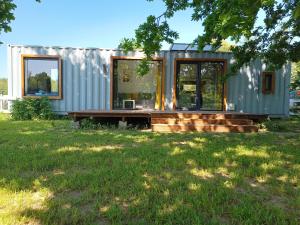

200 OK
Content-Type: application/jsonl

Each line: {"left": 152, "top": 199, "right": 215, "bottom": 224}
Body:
{"left": 0, "top": 0, "right": 203, "bottom": 78}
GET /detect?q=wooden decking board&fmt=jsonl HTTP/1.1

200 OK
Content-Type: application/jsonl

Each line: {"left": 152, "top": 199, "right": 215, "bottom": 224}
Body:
{"left": 151, "top": 124, "right": 259, "bottom": 133}
{"left": 151, "top": 118, "right": 254, "bottom": 125}
{"left": 68, "top": 110, "right": 152, "bottom": 121}
{"left": 151, "top": 112, "right": 267, "bottom": 120}
{"left": 68, "top": 111, "right": 266, "bottom": 120}
{"left": 67, "top": 110, "right": 266, "bottom": 132}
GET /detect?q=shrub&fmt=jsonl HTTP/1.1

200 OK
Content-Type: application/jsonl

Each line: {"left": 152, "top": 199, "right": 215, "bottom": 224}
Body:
{"left": 80, "top": 118, "right": 100, "bottom": 129}
{"left": 79, "top": 118, "right": 118, "bottom": 130}
{"left": 11, "top": 97, "right": 54, "bottom": 120}
{"left": 260, "top": 119, "right": 289, "bottom": 132}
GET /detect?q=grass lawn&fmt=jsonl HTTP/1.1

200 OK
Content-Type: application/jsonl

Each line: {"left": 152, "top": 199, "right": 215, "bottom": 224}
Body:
{"left": 0, "top": 114, "right": 299, "bottom": 225}
{"left": 0, "top": 79, "right": 8, "bottom": 95}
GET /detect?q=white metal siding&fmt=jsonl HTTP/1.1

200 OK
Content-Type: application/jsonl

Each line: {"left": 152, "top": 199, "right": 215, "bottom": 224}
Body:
{"left": 7, "top": 45, "right": 291, "bottom": 116}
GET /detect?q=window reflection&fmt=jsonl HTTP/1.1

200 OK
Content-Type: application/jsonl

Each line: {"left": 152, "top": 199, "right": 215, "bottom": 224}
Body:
{"left": 24, "top": 57, "right": 60, "bottom": 97}
{"left": 176, "top": 61, "right": 224, "bottom": 111}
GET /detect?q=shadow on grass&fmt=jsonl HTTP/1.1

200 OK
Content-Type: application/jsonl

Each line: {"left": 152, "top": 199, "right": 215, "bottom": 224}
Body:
{"left": 0, "top": 119, "right": 299, "bottom": 224}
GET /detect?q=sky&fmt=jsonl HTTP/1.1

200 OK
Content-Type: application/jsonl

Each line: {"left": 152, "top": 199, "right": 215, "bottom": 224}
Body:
{"left": 0, "top": 0, "right": 203, "bottom": 78}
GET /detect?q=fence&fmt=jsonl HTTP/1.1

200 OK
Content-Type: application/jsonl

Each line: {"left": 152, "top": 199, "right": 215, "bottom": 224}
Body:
{"left": 0, "top": 96, "right": 16, "bottom": 113}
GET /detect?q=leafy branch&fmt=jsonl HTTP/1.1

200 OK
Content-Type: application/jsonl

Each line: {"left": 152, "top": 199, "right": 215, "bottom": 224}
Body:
{"left": 120, "top": 0, "right": 300, "bottom": 76}
{"left": 0, "top": 0, "right": 41, "bottom": 44}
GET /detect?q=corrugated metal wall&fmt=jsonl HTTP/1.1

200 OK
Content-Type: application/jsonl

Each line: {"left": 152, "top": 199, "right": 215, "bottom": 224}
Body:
{"left": 8, "top": 45, "right": 290, "bottom": 116}
{"left": 226, "top": 59, "right": 291, "bottom": 116}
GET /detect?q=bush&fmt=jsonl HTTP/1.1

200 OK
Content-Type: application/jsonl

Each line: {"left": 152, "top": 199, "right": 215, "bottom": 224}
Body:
{"left": 260, "top": 119, "right": 289, "bottom": 132}
{"left": 80, "top": 118, "right": 100, "bottom": 129}
{"left": 11, "top": 97, "right": 54, "bottom": 120}
{"left": 79, "top": 118, "right": 118, "bottom": 130}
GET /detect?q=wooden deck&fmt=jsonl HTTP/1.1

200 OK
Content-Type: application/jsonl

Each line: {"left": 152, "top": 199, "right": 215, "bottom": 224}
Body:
{"left": 68, "top": 110, "right": 152, "bottom": 120}
{"left": 68, "top": 110, "right": 268, "bottom": 133}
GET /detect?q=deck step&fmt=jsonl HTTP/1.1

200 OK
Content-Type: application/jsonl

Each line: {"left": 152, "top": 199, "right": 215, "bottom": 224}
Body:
{"left": 151, "top": 113, "right": 248, "bottom": 120}
{"left": 151, "top": 124, "right": 258, "bottom": 133}
{"left": 151, "top": 118, "right": 253, "bottom": 125}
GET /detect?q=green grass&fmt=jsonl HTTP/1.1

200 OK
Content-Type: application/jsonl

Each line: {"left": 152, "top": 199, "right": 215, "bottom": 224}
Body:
{"left": 0, "top": 114, "right": 299, "bottom": 225}
{"left": 0, "top": 78, "right": 8, "bottom": 95}
{"left": 261, "top": 116, "right": 300, "bottom": 132}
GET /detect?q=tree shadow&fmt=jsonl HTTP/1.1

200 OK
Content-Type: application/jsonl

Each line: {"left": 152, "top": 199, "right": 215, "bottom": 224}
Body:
{"left": 0, "top": 120, "right": 299, "bottom": 224}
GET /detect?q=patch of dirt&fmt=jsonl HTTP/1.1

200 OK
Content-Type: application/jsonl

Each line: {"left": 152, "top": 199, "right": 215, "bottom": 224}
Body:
{"left": 245, "top": 177, "right": 267, "bottom": 191}
{"left": 267, "top": 195, "right": 288, "bottom": 210}
{"left": 239, "top": 178, "right": 296, "bottom": 215}
{"left": 81, "top": 202, "right": 94, "bottom": 213}
{"left": 66, "top": 190, "right": 83, "bottom": 199}
{"left": 217, "top": 214, "right": 232, "bottom": 225}
{"left": 54, "top": 190, "right": 84, "bottom": 201}
{"left": 94, "top": 216, "right": 110, "bottom": 225}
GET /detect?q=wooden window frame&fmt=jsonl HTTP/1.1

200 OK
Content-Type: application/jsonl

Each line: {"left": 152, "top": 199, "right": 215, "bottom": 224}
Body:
{"left": 110, "top": 56, "right": 165, "bottom": 111}
{"left": 21, "top": 54, "right": 63, "bottom": 100}
{"left": 262, "top": 71, "right": 275, "bottom": 95}
{"left": 172, "top": 58, "right": 227, "bottom": 111}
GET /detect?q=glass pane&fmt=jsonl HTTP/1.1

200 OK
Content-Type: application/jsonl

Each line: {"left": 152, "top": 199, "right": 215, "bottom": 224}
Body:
{"left": 177, "top": 64, "right": 198, "bottom": 110}
{"left": 265, "top": 74, "right": 272, "bottom": 91}
{"left": 24, "top": 58, "right": 59, "bottom": 97}
{"left": 113, "top": 60, "right": 162, "bottom": 110}
{"left": 200, "top": 62, "right": 223, "bottom": 110}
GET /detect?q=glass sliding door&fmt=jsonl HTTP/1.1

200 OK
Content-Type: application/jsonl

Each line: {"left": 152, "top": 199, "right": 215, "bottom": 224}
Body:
{"left": 176, "top": 60, "right": 224, "bottom": 111}
{"left": 200, "top": 62, "right": 224, "bottom": 110}
{"left": 176, "top": 63, "right": 199, "bottom": 110}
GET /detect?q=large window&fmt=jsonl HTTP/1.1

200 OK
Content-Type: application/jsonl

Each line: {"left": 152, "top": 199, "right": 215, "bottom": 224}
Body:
{"left": 22, "top": 55, "right": 62, "bottom": 99}
{"left": 112, "top": 59, "right": 163, "bottom": 110}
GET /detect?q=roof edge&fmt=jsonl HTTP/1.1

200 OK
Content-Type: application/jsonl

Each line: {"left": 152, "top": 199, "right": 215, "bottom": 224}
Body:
{"left": 7, "top": 44, "right": 233, "bottom": 54}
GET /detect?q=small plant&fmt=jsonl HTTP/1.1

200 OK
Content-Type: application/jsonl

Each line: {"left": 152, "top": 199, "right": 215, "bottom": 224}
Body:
{"left": 80, "top": 118, "right": 100, "bottom": 129}
{"left": 260, "top": 118, "right": 289, "bottom": 132}
{"left": 79, "top": 118, "right": 121, "bottom": 130}
{"left": 38, "top": 97, "right": 55, "bottom": 119}
{"left": 11, "top": 99, "right": 32, "bottom": 120}
{"left": 11, "top": 97, "right": 54, "bottom": 120}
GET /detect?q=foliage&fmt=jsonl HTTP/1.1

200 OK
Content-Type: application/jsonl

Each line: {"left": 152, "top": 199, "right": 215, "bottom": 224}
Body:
{"left": 119, "top": 14, "right": 179, "bottom": 74}
{"left": 0, "top": 0, "right": 40, "bottom": 44}
{"left": 120, "top": 0, "right": 300, "bottom": 75}
{"left": 11, "top": 97, "right": 54, "bottom": 120}
{"left": 79, "top": 118, "right": 145, "bottom": 130}
{"left": 0, "top": 0, "right": 16, "bottom": 44}
{"left": 291, "top": 61, "right": 300, "bottom": 90}
{"left": 0, "top": 115, "right": 299, "bottom": 224}
{"left": 0, "top": 78, "right": 7, "bottom": 95}
{"left": 260, "top": 119, "right": 289, "bottom": 132}
{"left": 79, "top": 118, "right": 100, "bottom": 129}
{"left": 216, "top": 40, "right": 234, "bottom": 52}
{"left": 260, "top": 116, "right": 300, "bottom": 132}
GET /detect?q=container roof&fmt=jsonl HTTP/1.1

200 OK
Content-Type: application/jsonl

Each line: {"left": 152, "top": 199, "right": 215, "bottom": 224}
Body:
{"left": 169, "top": 43, "right": 213, "bottom": 51}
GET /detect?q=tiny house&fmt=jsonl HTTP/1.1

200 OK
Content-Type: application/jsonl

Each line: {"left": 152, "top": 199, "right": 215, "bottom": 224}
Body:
{"left": 8, "top": 45, "right": 291, "bottom": 116}
{"left": 6, "top": 44, "right": 290, "bottom": 118}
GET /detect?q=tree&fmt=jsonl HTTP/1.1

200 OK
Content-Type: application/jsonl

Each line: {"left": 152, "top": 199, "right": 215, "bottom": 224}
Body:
{"left": 119, "top": 0, "right": 300, "bottom": 75}
{"left": 291, "top": 62, "right": 300, "bottom": 90}
{"left": 217, "top": 40, "right": 234, "bottom": 52}
{"left": 0, "top": 0, "right": 40, "bottom": 44}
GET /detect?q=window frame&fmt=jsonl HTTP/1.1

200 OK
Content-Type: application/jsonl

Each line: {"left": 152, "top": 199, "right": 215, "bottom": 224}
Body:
{"left": 173, "top": 58, "right": 227, "bottom": 111}
{"left": 262, "top": 71, "right": 275, "bottom": 95}
{"left": 21, "top": 55, "right": 62, "bottom": 100}
{"left": 110, "top": 56, "right": 165, "bottom": 111}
